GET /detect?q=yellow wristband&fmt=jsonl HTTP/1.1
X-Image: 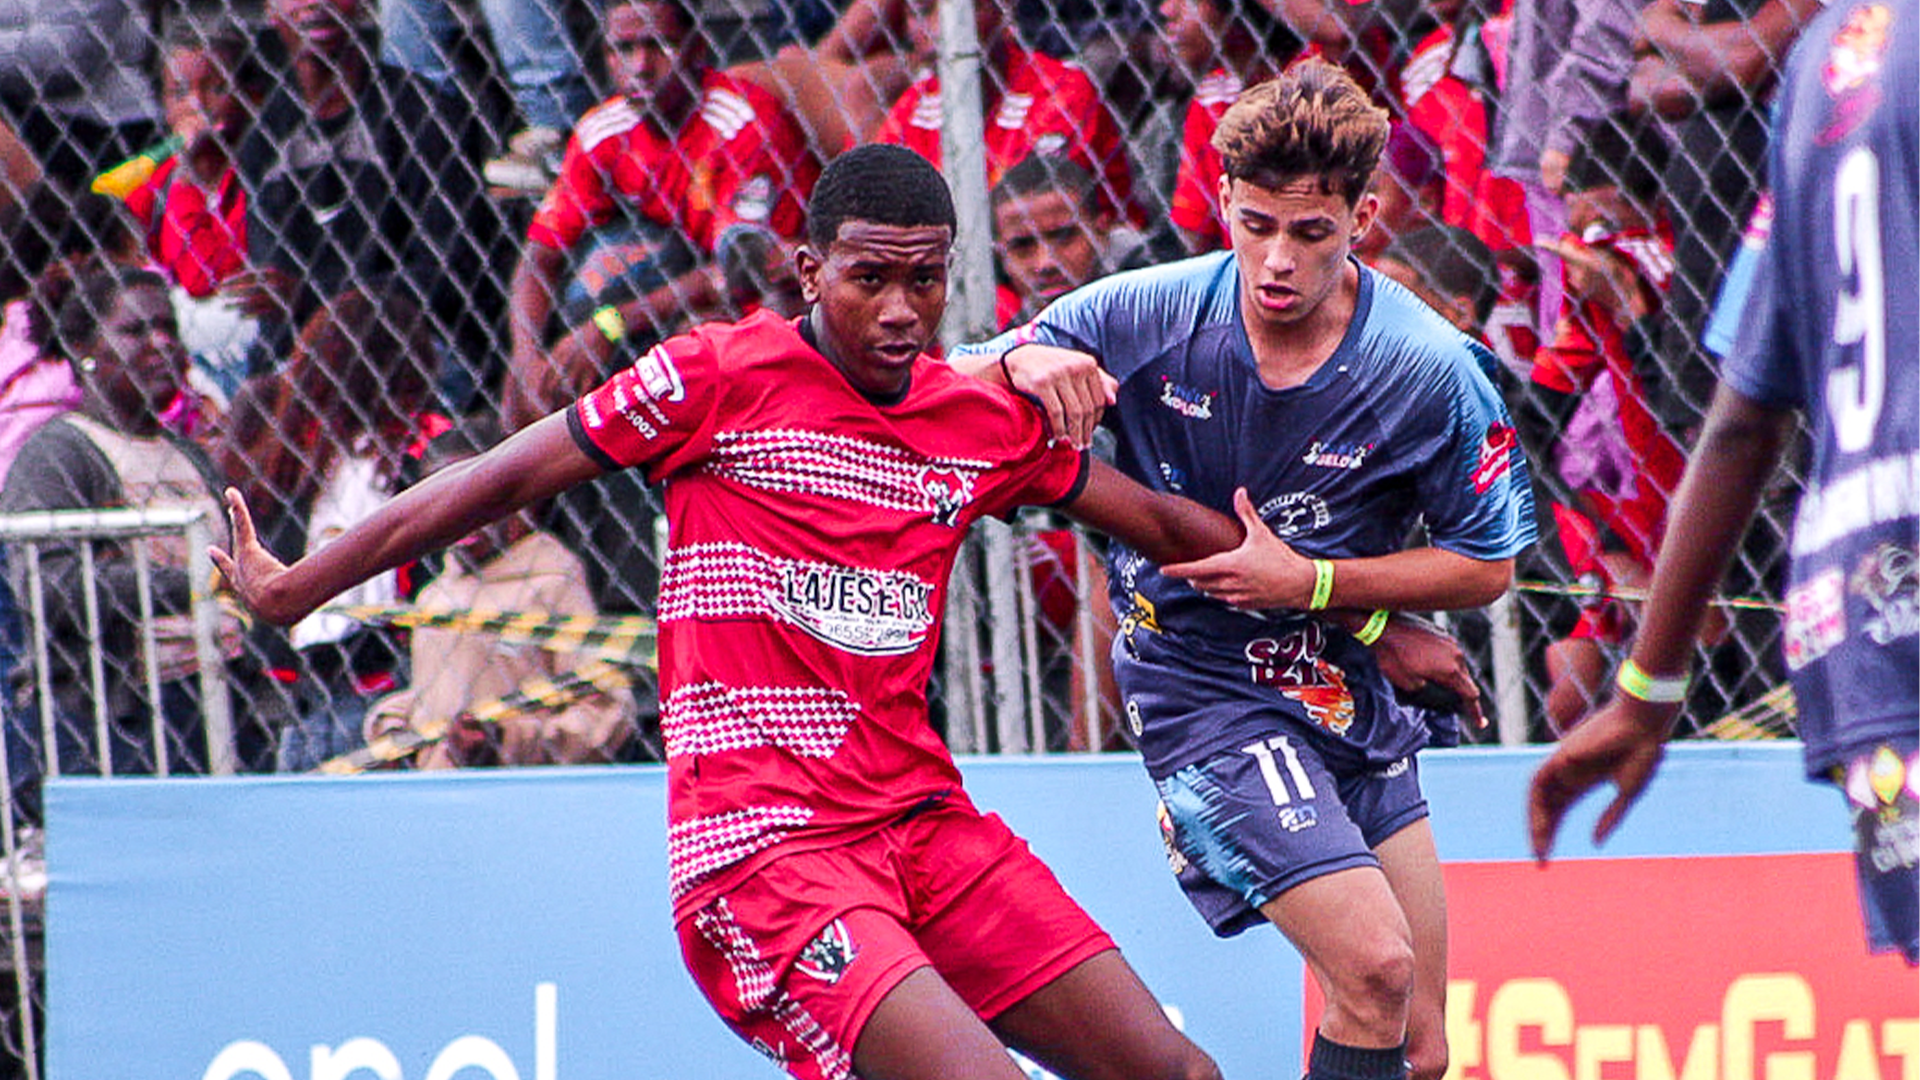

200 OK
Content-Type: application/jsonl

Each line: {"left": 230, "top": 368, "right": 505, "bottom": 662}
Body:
{"left": 1308, "top": 559, "right": 1335, "bottom": 611}
{"left": 1354, "top": 609, "right": 1391, "bottom": 646}
{"left": 591, "top": 304, "right": 627, "bottom": 344}
{"left": 1615, "top": 657, "right": 1689, "bottom": 703}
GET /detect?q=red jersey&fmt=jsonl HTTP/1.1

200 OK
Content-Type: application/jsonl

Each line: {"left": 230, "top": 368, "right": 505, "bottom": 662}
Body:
{"left": 529, "top": 72, "right": 818, "bottom": 253}
{"left": 877, "top": 48, "right": 1135, "bottom": 222}
{"left": 568, "top": 311, "right": 1086, "bottom": 916}
{"left": 1168, "top": 69, "right": 1243, "bottom": 251}
{"left": 122, "top": 156, "right": 248, "bottom": 299}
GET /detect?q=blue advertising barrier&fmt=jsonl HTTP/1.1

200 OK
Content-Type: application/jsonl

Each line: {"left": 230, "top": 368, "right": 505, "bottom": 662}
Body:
{"left": 47, "top": 744, "right": 1854, "bottom": 1079}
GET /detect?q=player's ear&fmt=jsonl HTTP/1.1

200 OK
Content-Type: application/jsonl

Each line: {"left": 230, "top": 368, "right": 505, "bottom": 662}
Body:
{"left": 795, "top": 244, "right": 823, "bottom": 303}
{"left": 1350, "top": 191, "right": 1381, "bottom": 247}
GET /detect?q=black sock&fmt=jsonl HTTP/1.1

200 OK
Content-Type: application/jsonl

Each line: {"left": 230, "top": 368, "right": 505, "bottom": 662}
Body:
{"left": 1306, "top": 1033, "right": 1407, "bottom": 1080}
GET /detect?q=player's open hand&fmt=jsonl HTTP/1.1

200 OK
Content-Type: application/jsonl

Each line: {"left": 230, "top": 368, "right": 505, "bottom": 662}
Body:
{"left": 1370, "top": 614, "right": 1485, "bottom": 729}
{"left": 208, "top": 487, "right": 305, "bottom": 627}
{"left": 1161, "top": 488, "right": 1313, "bottom": 609}
{"left": 1526, "top": 695, "right": 1678, "bottom": 863}
{"left": 1001, "top": 343, "right": 1118, "bottom": 450}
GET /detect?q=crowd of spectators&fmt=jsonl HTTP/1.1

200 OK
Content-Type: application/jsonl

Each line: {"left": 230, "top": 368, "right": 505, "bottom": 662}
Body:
{"left": 0, "top": 0, "right": 1813, "bottom": 789}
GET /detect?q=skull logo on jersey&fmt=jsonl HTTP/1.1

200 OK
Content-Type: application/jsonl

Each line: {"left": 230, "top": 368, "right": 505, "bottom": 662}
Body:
{"left": 920, "top": 465, "right": 976, "bottom": 527}
{"left": 1246, "top": 625, "right": 1356, "bottom": 736}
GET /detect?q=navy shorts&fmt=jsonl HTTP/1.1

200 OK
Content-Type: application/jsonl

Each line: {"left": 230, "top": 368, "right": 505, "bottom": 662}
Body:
{"left": 1154, "top": 730, "right": 1430, "bottom": 937}
{"left": 1836, "top": 737, "right": 1919, "bottom": 964}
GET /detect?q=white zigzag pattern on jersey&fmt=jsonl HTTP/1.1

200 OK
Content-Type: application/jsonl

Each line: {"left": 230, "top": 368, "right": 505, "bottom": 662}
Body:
{"left": 701, "top": 88, "right": 756, "bottom": 141}
{"left": 692, "top": 899, "right": 853, "bottom": 1079}
{"left": 694, "top": 898, "right": 779, "bottom": 1008}
{"left": 709, "top": 429, "right": 990, "bottom": 512}
{"left": 576, "top": 98, "right": 642, "bottom": 151}
{"left": 911, "top": 92, "right": 944, "bottom": 130}
{"left": 664, "top": 682, "right": 858, "bottom": 758}
{"left": 1399, "top": 41, "right": 1450, "bottom": 107}
{"left": 658, "top": 542, "right": 782, "bottom": 622}
{"left": 669, "top": 805, "right": 814, "bottom": 897}
{"left": 995, "top": 92, "right": 1035, "bottom": 129}
{"left": 773, "top": 995, "right": 853, "bottom": 1080}
{"left": 1196, "top": 69, "right": 1243, "bottom": 107}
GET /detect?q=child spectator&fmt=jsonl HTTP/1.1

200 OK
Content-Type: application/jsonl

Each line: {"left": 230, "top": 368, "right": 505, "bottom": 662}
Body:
{"left": 876, "top": 0, "right": 1138, "bottom": 223}
{"left": 505, "top": 0, "right": 819, "bottom": 428}
{"left": 103, "top": 15, "right": 293, "bottom": 405}
{"left": 219, "top": 286, "right": 443, "bottom": 771}
{"left": 1524, "top": 116, "right": 1724, "bottom": 732}
{"left": 362, "top": 418, "right": 643, "bottom": 769}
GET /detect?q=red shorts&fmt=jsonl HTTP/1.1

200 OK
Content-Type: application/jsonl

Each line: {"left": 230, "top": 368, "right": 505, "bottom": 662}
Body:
{"left": 677, "top": 800, "right": 1115, "bottom": 1080}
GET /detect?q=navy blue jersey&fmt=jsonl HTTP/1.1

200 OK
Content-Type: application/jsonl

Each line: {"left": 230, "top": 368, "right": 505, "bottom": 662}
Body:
{"left": 1716, "top": 0, "right": 1920, "bottom": 777}
{"left": 964, "top": 254, "right": 1536, "bottom": 775}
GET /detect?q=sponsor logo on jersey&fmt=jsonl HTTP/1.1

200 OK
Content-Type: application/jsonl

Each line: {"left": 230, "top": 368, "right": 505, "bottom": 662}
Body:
{"left": 773, "top": 564, "right": 936, "bottom": 655}
{"left": 1158, "top": 461, "right": 1187, "bottom": 491}
{"left": 631, "top": 343, "right": 687, "bottom": 404}
{"left": 1471, "top": 423, "right": 1518, "bottom": 494}
{"left": 1118, "top": 592, "right": 1162, "bottom": 659}
{"left": 1256, "top": 492, "right": 1330, "bottom": 538}
{"left": 1156, "top": 800, "right": 1189, "bottom": 874}
{"left": 1246, "top": 624, "right": 1356, "bottom": 736}
{"left": 1301, "top": 440, "right": 1375, "bottom": 470}
{"left": 1785, "top": 566, "right": 1849, "bottom": 669}
{"left": 1126, "top": 697, "right": 1144, "bottom": 737}
{"left": 1849, "top": 542, "right": 1919, "bottom": 645}
{"left": 795, "top": 918, "right": 859, "bottom": 983}
{"left": 1276, "top": 805, "right": 1319, "bottom": 832}
{"left": 1820, "top": 4, "right": 1892, "bottom": 142}
{"left": 1159, "top": 377, "right": 1215, "bottom": 420}
{"left": 1379, "top": 757, "right": 1411, "bottom": 779}
{"left": 919, "top": 465, "right": 978, "bottom": 527}
{"left": 607, "top": 379, "right": 668, "bottom": 441}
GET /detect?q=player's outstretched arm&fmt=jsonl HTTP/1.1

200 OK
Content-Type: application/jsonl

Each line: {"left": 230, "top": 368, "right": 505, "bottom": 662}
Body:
{"left": 1162, "top": 488, "right": 1513, "bottom": 611}
{"left": 1063, "top": 459, "right": 1243, "bottom": 565}
{"left": 1527, "top": 384, "right": 1797, "bottom": 862}
{"left": 212, "top": 412, "right": 604, "bottom": 627}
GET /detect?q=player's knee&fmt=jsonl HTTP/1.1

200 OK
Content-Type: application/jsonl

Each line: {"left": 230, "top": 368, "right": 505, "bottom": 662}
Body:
{"left": 1332, "top": 940, "right": 1416, "bottom": 1024}
{"left": 1167, "top": 1043, "right": 1224, "bottom": 1080}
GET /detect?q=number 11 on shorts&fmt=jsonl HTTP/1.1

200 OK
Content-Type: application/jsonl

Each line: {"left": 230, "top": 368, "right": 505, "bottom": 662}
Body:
{"left": 1243, "top": 735, "right": 1317, "bottom": 805}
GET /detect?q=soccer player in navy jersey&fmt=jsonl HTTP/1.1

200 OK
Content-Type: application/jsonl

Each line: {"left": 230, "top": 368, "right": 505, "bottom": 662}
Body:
{"left": 1529, "top": 0, "right": 1918, "bottom": 966}
{"left": 957, "top": 59, "right": 1537, "bottom": 1080}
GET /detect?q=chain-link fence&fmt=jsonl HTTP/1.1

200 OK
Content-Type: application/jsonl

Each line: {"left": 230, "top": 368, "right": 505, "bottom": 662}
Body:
{"left": 0, "top": 0, "right": 1812, "bottom": 1071}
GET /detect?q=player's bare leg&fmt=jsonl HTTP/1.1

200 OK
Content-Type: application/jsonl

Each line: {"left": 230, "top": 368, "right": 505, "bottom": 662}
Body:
{"left": 1260, "top": 866, "right": 1415, "bottom": 1066}
{"left": 1374, "top": 820, "right": 1449, "bottom": 1080}
{"left": 853, "top": 967, "right": 1031, "bottom": 1080}
{"left": 990, "top": 949, "right": 1222, "bottom": 1080}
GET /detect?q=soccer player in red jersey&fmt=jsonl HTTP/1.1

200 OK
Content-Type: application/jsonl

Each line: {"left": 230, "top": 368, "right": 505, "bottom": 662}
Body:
{"left": 876, "top": 0, "right": 1136, "bottom": 223}
{"left": 218, "top": 144, "right": 1232, "bottom": 1080}
{"left": 506, "top": 0, "right": 819, "bottom": 427}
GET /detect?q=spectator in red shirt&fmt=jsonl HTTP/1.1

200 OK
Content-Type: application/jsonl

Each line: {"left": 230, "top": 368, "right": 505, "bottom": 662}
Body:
{"left": 876, "top": 0, "right": 1137, "bottom": 223}
{"left": 506, "top": 0, "right": 819, "bottom": 428}
{"left": 1160, "top": 0, "right": 1297, "bottom": 252}
{"left": 111, "top": 16, "right": 294, "bottom": 402}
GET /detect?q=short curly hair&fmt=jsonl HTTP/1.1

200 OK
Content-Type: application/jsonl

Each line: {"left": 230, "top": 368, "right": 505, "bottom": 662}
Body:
{"left": 807, "top": 144, "right": 957, "bottom": 250}
{"left": 1212, "top": 60, "right": 1390, "bottom": 206}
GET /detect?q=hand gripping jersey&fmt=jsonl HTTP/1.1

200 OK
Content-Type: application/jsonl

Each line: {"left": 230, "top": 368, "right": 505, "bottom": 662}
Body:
{"left": 877, "top": 47, "right": 1135, "bottom": 223}
{"left": 568, "top": 311, "right": 1087, "bottom": 915}
{"left": 1715, "top": 0, "right": 1919, "bottom": 778}
{"left": 529, "top": 72, "right": 818, "bottom": 254}
{"left": 963, "top": 254, "right": 1536, "bottom": 775}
